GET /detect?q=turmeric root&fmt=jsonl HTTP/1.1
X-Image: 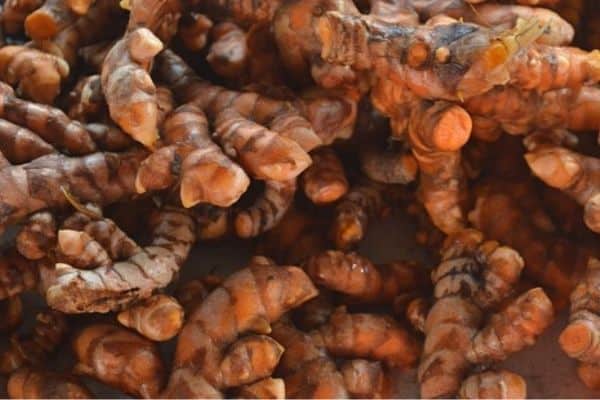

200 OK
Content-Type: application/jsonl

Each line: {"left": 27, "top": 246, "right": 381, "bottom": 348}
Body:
{"left": 235, "top": 178, "right": 297, "bottom": 238}
{"left": 192, "top": 0, "right": 281, "bottom": 27}
{"left": 311, "top": 306, "right": 421, "bottom": 368}
{"left": 45, "top": 205, "right": 195, "bottom": 313}
{"left": 559, "top": 258, "right": 600, "bottom": 389}
{"left": 459, "top": 370, "right": 527, "bottom": 399}
{"left": 305, "top": 250, "right": 428, "bottom": 304}
{"left": 301, "top": 147, "right": 348, "bottom": 205}
{"left": 0, "top": 309, "right": 67, "bottom": 374}
{"left": 73, "top": 323, "right": 165, "bottom": 398}
{"left": 465, "top": 86, "right": 600, "bottom": 138}
{"left": 292, "top": 291, "right": 335, "bottom": 331}
{"left": 360, "top": 144, "right": 418, "bottom": 185}
{"left": 192, "top": 205, "right": 231, "bottom": 240}
{"left": 0, "top": 249, "right": 38, "bottom": 300}
{"left": 157, "top": 50, "right": 313, "bottom": 182}
{"left": 340, "top": 359, "right": 392, "bottom": 399}
{"left": 7, "top": 367, "right": 91, "bottom": 399}
{"left": 136, "top": 104, "right": 250, "bottom": 208}
{"left": 207, "top": 22, "right": 248, "bottom": 79}
{"left": 236, "top": 377, "right": 285, "bottom": 399}
{"left": 331, "top": 179, "right": 387, "bottom": 250}
{"left": 117, "top": 294, "right": 184, "bottom": 341}
{"left": 66, "top": 74, "right": 106, "bottom": 122}
{"left": 418, "top": 229, "right": 525, "bottom": 398}
{"left": 178, "top": 12, "right": 212, "bottom": 51}
{"left": 271, "top": 320, "right": 349, "bottom": 399}
{"left": 0, "top": 295, "right": 22, "bottom": 333}
{"left": 0, "top": 46, "right": 69, "bottom": 104}
{"left": 162, "top": 260, "right": 317, "bottom": 398}
{"left": 408, "top": 100, "right": 471, "bottom": 234}
{"left": 1, "top": 0, "right": 43, "bottom": 35}
{"left": 525, "top": 146, "right": 600, "bottom": 233}
{"left": 24, "top": 0, "right": 76, "bottom": 40}
{"left": 467, "top": 287, "right": 554, "bottom": 363}
{"left": 101, "top": 28, "right": 162, "bottom": 147}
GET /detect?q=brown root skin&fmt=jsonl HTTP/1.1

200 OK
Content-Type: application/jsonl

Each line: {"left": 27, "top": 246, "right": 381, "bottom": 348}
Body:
{"left": 117, "top": 294, "right": 184, "bottom": 341}
{"left": 136, "top": 104, "right": 250, "bottom": 208}
{"left": 178, "top": 12, "right": 213, "bottom": 51}
{"left": 235, "top": 178, "right": 297, "bottom": 238}
{"left": 292, "top": 291, "right": 335, "bottom": 331}
{"left": 8, "top": 367, "right": 91, "bottom": 399}
{"left": 331, "top": 179, "right": 386, "bottom": 250}
{"left": 1, "top": 0, "right": 44, "bottom": 34}
{"left": 73, "top": 324, "right": 165, "bottom": 398}
{"left": 302, "top": 147, "right": 348, "bottom": 205}
{"left": 0, "top": 250, "right": 39, "bottom": 300}
{"left": 271, "top": 320, "right": 349, "bottom": 399}
{"left": 305, "top": 250, "right": 428, "bottom": 304}
{"left": 312, "top": 307, "right": 421, "bottom": 369}
{"left": 157, "top": 50, "right": 313, "bottom": 182}
{"left": 340, "top": 359, "right": 391, "bottom": 399}
{"left": 360, "top": 146, "right": 418, "bottom": 185}
{"left": 408, "top": 100, "right": 472, "bottom": 234}
{"left": 0, "top": 296, "right": 23, "bottom": 333}
{"left": 0, "top": 309, "right": 67, "bottom": 374}
{"left": 419, "top": 229, "right": 525, "bottom": 398}
{"left": 467, "top": 287, "right": 554, "bottom": 363}
{"left": 525, "top": 146, "right": 600, "bottom": 233}
{"left": 163, "top": 262, "right": 317, "bottom": 398}
{"left": 101, "top": 28, "right": 162, "bottom": 147}
{"left": 207, "top": 22, "right": 248, "bottom": 79}
{"left": 0, "top": 46, "right": 69, "bottom": 104}
{"left": 67, "top": 74, "right": 107, "bottom": 122}
{"left": 459, "top": 370, "right": 527, "bottom": 399}
{"left": 192, "top": 0, "right": 281, "bottom": 27}
{"left": 45, "top": 206, "right": 195, "bottom": 313}
{"left": 236, "top": 377, "right": 285, "bottom": 399}
{"left": 24, "top": 0, "right": 76, "bottom": 40}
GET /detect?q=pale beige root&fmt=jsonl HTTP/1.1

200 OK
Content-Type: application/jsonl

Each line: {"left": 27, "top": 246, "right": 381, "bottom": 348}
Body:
{"left": 340, "top": 359, "right": 392, "bottom": 399}
{"left": 207, "top": 22, "right": 248, "bottom": 79}
{"left": 271, "top": 320, "right": 349, "bottom": 399}
{"left": 459, "top": 370, "right": 527, "bottom": 399}
{"left": 157, "top": 50, "right": 314, "bottom": 181}
{"left": 162, "top": 262, "right": 317, "bottom": 398}
{"left": 408, "top": 100, "right": 472, "bottom": 234}
{"left": 412, "top": 1, "right": 574, "bottom": 45}
{"left": 301, "top": 147, "right": 348, "bottom": 205}
{"left": 136, "top": 104, "right": 250, "bottom": 208}
{"left": 559, "top": 258, "right": 600, "bottom": 367}
{"left": 0, "top": 46, "right": 68, "bottom": 104}
{"left": 8, "top": 367, "right": 90, "bottom": 399}
{"left": 178, "top": 12, "right": 213, "bottom": 51}
{"left": 406, "top": 297, "right": 430, "bottom": 333}
{"left": 192, "top": 205, "right": 231, "bottom": 240}
{"left": 467, "top": 287, "right": 554, "bottom": 363}
{"left": 236, "top": 378, "right": 285, "bottom": 399}
{"left": 45, "top": 206, "right": 195, "bottom": 313}
{"left": 101, "top": 28, "right": 163, "bottom": 147}
{"left": 331, "top": 179, "right": 386, "bottom": 250}
{"left": 0, "top": 250, "right": 38, "bottom": 300}
{"left": 1, "top": 0, "right": 43, "bottom": 34}
{"left": 360, "top": 145, "right": 418, "bottom": 184}
{"left": 506, "top": 45, "right": 600, "bottom": 92}
{"left": 67, "top": 74, "right": 106, "bottom": 122}
{"left": 117, "top": 294, "right": 184, "bottom": 341}
{"left": 305, "top": 250, "right": 428, "bottom": 304}
{"left": 0, "top": 296, "right": 22, "bottom": 333}
{"left": 219, "top": 335, "right": 284, "bottom": 387}
{"left": 72, "top": 324, "right": 165, "bottom": 398}
{"left": 465, "top": 83, "right": 600, "bottom": 138}
{"left": 468, "top": 186, "right": 594, "bottom": 310}
{"left": 0, "top": 309, "right": 67, "bottom": 374}
{"left": 419, "top": 229, "right": 524, "bottom": 398}
{"left": 0, "top": 81, "right": 132, "bottom": 154}
{"left": 256, "top": 206, "right": 327, "bottom": 264}
{"left": 312, "top": 306, "right": 421, "bottom": 368}
{"left": 525, "top": 146, "right": 600, "bottom": 233}
{"left": 235, "top": 178, "right": 296, "bottom": 238}
{"left": 24, "top": 0, "right": 76, "bottom": 40}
